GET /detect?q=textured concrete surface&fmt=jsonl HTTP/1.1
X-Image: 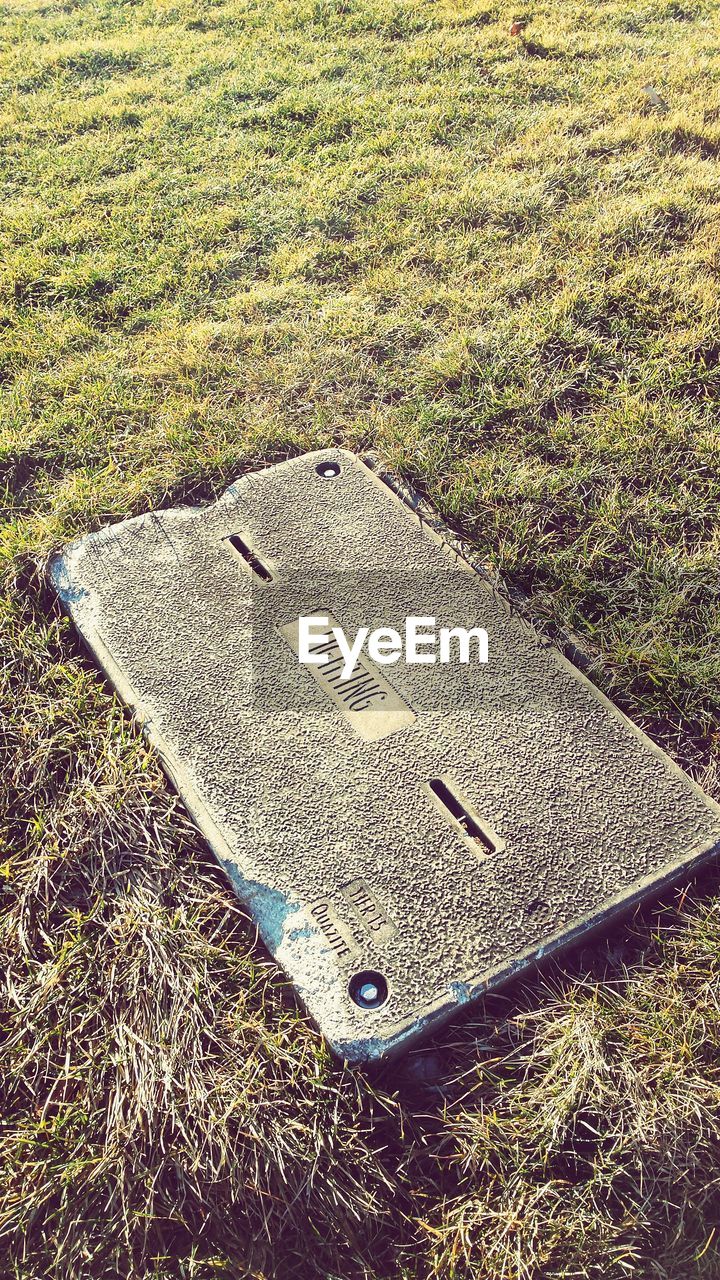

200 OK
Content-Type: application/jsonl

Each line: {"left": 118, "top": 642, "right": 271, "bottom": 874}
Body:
{"left": 50, "top": 450, "right": 720, "bottom": 1063}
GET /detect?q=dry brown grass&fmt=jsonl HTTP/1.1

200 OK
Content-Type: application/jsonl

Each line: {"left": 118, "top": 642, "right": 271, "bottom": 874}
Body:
{"left": 4, "top": 570, "right": 720, "bottom": 1278}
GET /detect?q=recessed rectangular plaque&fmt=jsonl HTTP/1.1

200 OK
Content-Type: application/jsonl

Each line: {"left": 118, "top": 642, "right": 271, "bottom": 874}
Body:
{"left": 50, "top": 449, "right": 720, "bottom": 1063}
{"left": 279, "top": 613, "right": 416, "bottom": 742}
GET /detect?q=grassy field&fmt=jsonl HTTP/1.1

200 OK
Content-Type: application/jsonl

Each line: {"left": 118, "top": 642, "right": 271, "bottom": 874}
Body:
{"left": 2, "top": 0, "right": 720, "bottom": 1275}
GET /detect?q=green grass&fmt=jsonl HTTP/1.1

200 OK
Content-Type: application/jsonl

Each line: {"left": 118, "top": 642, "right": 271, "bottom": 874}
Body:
{"left": 2, "top": 0, "right": 720, "bottom": 1275}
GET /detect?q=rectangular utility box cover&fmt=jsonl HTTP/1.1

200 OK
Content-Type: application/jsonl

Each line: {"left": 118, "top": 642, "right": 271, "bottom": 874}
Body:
{"left": 51, "top": 449, "right": 720, "bottom": 1062}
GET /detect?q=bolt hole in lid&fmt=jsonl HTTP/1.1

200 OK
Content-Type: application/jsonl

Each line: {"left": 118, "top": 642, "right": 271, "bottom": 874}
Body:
{"left": 349, "top": 970, "right": 389, "bottom": 1010}
{"left": 316, "top": 460, "right": 341, "bottom": 479}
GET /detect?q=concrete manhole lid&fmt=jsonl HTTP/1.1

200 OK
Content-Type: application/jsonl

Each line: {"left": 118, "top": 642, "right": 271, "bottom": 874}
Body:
{"left": 50, "top": 449, "right": 720, "bottom": 1062}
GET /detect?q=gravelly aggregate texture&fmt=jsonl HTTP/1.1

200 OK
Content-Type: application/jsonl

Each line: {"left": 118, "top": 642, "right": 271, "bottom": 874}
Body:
{"left": 50, "top": 449, "right": 720, "bottom": 1061}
